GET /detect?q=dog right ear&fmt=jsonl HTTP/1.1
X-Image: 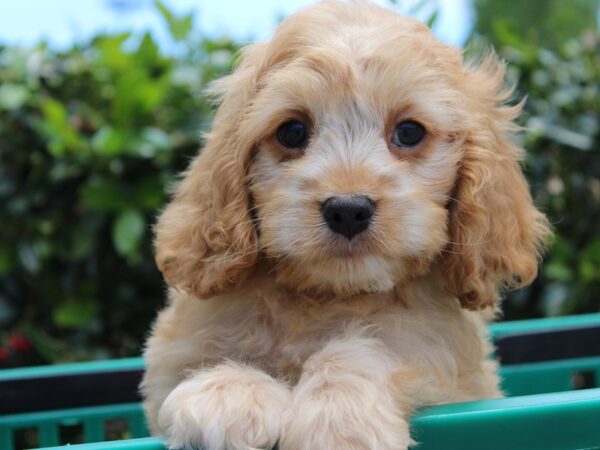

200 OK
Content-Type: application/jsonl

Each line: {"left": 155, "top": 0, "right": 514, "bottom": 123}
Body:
{"left": 441, "top": 55, "right": 551, "bottom": 310}
{"left": 154, "top": 44, "right": 267, "bottom": 299}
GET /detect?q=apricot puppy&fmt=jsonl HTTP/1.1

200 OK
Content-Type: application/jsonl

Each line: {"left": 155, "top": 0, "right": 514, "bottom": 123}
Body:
{"left": 141, "top": 1, "right": 550, "bottom": 449}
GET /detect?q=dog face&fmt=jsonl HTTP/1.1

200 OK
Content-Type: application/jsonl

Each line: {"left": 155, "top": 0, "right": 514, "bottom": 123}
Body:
{"left": 248, "top": 32, "right": 462, "bottom": 295}
{"left": 154, "top": 1, "right": 550, "bottom": 309}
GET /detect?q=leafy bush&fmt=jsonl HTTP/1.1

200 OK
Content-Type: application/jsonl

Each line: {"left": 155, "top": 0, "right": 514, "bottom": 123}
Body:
{"left": 0, "top": 4, "right": 238, "bottom": 365}
{"left": 496, "top": 30, "right": 600, "bottom": 318}
{"left": 0, "top": 3, "right": 598, "bottom": 366}
{"left": 468, "top": 0, "right": 599, "bottom": 320}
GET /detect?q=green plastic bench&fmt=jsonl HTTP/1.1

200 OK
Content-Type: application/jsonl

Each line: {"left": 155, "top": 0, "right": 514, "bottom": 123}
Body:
{"left": 1, "top": 313, "right": 599, "bottom": 450}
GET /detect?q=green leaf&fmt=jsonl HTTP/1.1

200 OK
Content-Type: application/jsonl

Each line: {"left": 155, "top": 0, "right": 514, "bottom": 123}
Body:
{"left": 92, "top": 126, "right": 128, "bottom": 156}
{"left": 579, "top": 239, "right": 600, "bottom": 282}
{"left": 155, "top": 0, "right": 194, "bottom": 41}
{"left": 37, "top": 98, "right": 85, "bottom": 156}
{"left": 53, "top": 298, "right": 98, "bottom": 329}
{"left": 131, "top": 127, "right": 172, "bottom": 158}
{"left": 94, "top": 34, "right": 131, "bottom": 70}
{"left": 0, "top": 84, "right": 29, "bottom": 110}
{"left": 0, "top": 245, "right": 17, "bottom": 275}
{"left": 134, "top": 176, "right": 166, "bottom": 210}
{"left": 80, "top": 179, "right": 129, "bottom": 211}
{"left": 40, "top": 98, "right": 68, "bottom": 129}
{"left": 112, "top": 70, "right": 166, "bottom": 124}
{"left": 67, "top": 229, "right": 95, "bottom": 261}
{"left": 33, "top": 238, "right": 53, "bottom": 260}
{"left": 112, "top": 209, "right": 145, "bottom": 256}
{"left": 18, "top": 242, "right": 39, "bottom": 273}
{"left": 22, "top": 326, "right": 64, "bottom": 361}
{"left": 426, "top": 10, "right": 439, "bottom": 29}
{"left": 136, "top": 32, "right": 161, "bottom": 66}
{"left": 540, "top": 283, "right": 570, "bottom": 317}
{"left": 544, "top": 261, "right": 573, "bottom": 282}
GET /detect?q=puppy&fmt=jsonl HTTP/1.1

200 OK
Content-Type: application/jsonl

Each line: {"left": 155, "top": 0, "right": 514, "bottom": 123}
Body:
{"left": 141, "top": 1, "right": 550, "bottom": 449}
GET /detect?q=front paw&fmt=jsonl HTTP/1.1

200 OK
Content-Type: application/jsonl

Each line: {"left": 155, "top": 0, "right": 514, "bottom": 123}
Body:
{"left": 279, "top": 337, "right": 411, "bottom": 450}
{"left": 158, "top": 363, "right": 291, "bottom": 450}
{"left": 280, "top": 391, "right": 411, "bottom": 450}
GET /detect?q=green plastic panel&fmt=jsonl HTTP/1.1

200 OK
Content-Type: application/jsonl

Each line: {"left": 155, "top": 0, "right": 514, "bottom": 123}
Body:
{"left": 489, "top": 313, "right": 600, "bottom": 339}
{"left": 33, "top": 389, "right": 600, "bottom": 450}
{"left": 0, "top": 357, "right": 144, "bottom": 382}
{"left": 411, "top": 388, "right": 600, "bottom": 450}
{"left": 500, "top": 356, "right": 600, "bottom": 396}
{"left": 1, "top": 313, "right": 599, "bottom": 450}
{"left": 37, "top": 437, "right": 165, "bottom": 450}
{"left": 0, "top": 403, "right": 147, "bottom": 450}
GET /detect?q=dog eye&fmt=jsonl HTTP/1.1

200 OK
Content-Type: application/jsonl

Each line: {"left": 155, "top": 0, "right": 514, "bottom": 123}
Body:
{"left": 276, "top": 120, "right": 309, "bottom": 149}
{"left": 392, "top": 121, "right": 426, "bottom": 147}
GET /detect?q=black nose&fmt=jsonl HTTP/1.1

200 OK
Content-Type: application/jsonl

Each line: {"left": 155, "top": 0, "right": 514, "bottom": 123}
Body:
{"left": 322, "top": 196, "right": 375, "bottom": 240}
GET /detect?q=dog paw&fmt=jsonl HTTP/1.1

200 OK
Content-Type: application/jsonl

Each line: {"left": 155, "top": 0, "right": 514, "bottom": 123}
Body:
{"left": 158, "top": 363, "right": 291, "bottom": 450}
{"left": 280, "top": 396, "right": 411, "bottom": 450}
{"left": 279, "top": 337, "right": 411, "bottom": 450}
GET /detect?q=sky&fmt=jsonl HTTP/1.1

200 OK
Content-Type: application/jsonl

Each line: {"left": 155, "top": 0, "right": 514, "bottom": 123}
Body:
{"left": 0, "top": 0, "right": 473, "bottom": 49}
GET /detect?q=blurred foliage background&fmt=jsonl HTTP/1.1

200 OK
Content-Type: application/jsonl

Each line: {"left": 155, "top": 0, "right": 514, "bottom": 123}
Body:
{"left": 0, "top": 0, "right": 598, "bottom": 367}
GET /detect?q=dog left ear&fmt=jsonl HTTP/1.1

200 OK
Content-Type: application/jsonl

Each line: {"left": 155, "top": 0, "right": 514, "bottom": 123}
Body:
{"left": 441, "top": 55, "right": 552, "bottom": 310}
{"left": 154, "top": 44, "right": 267, "bottom": 299}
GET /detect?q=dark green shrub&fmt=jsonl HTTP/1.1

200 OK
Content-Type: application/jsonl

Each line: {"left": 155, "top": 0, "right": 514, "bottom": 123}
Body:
{"left": 0, "top": 5, "right": 238, "bottom": 364}
{"left": 499, "top": 30, "right": 600, "bottom": 318}
{"left": 469, "top": 0, "right": 599, "bottom": 319}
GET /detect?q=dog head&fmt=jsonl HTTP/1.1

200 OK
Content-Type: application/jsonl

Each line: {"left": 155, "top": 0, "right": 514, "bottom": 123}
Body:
{"left": 154, "top": 1, "right": 550, "bottom": 309}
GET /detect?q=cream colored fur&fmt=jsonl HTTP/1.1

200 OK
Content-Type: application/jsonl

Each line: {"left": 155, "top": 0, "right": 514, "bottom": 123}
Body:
{"left": 141, "top": 1, "right": 550, "bottom": 449}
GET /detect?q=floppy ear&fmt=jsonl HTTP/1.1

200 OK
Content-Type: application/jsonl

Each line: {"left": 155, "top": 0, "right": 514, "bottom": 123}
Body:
{"left": 442, "top": 56, "right": 552, "bottom": 310}
{"left": 154, "top": 44, "right": 267, "bottom": 299}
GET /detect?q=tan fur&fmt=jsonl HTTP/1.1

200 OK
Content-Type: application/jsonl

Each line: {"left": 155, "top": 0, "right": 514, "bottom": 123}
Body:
{"left": 143, "top": 2, "right": 551, "bottom": 449}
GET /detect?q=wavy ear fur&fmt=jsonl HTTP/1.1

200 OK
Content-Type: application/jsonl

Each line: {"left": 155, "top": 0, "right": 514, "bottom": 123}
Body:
{"left": 154, "top": 45, "right": 266, "bottom": 298}
{"left": 442, "top": 55, "right": 552, "bottom": 310}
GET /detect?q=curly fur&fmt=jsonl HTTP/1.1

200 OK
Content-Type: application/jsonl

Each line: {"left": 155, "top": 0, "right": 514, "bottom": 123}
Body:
{"left": 143, "top": 2, "right": 551, "bottom": 449}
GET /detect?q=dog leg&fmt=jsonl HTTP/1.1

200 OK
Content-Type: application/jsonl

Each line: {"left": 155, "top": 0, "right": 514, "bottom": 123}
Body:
{"left": 158, "top": 362, "right": 291, "bottom": 450}
{"left": 280, "top": 336, "right": 411, "bottom": 450}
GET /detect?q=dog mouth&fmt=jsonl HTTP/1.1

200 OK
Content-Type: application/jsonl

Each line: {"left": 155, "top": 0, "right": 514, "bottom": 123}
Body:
{"left": 325, "top": 232, "right": 374, "bottom": 259}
